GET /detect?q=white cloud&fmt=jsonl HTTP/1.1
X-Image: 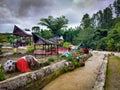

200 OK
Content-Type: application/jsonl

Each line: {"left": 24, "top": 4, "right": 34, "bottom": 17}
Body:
{"left": 73, "top": 0, "right": 86, "bottom": 4}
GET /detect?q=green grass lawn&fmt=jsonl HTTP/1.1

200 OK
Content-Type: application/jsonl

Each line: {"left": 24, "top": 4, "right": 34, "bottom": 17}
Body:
{"left": 105, "top": 55, "right": 120, "bottom": 90}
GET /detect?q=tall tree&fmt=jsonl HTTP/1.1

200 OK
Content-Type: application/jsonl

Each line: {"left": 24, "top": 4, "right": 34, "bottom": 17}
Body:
{"left": 80, "top": 13, "right": 91, "bottom": 29}
{"left": 38, "top": 16, "right": 68, "bottom": 36}
{"left": 91, "top": 13, "right": 98, "bottom": 28}
{"left": 63, "top": 28, "right": 74, "bottom": 43}
{"left": 113, "top": 0, "right": 120, "bottom": 17}
{"left": 96, "top": 10, "right": 104, "bottom": 28}
{"left": 103, "top": 6, "right": 113, "bottom": 29}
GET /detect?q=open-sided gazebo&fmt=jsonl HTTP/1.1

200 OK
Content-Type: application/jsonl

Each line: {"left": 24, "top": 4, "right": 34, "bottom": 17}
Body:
{"left": 32, "top": 33, "right": 59, "bottom": 56}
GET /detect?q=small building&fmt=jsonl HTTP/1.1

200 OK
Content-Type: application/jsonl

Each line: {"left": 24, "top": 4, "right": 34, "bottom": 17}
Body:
{"left": 32, "top": 33, "right": 59, "bottom": 56}
{"left": 13, "top": 25, "right": 32, "bottom": 47}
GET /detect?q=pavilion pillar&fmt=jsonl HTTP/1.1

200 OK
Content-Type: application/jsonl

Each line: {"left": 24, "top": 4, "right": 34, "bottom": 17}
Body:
{"left": 57, "top": 44, "right": 58, "bottom": 55}
{"left": 45, "top": 44, "right": 46, "bottom": 56}
{"left": 51, "top": 44, "right": 52, "bottom": 55}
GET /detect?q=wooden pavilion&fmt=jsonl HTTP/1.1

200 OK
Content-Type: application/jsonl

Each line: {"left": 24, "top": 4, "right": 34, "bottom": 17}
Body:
{"left": 32, "top": 33, "right": 59, "bottom": 56}
{"left": 13, "top": 25, "right": 32, "bottom": 46}
{"left": 13, "top": 25, "right": 32, "bottom": 37}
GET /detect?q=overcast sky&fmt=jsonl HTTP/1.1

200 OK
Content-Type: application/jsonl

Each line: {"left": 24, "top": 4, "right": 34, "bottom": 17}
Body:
{"left": 0, "top": 0, "right": 114, "bottom": 33}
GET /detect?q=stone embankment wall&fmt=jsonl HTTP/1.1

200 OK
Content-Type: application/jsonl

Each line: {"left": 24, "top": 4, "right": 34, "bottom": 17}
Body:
{"left": 93, "top": 54, "right": 108, "bottom": 90}
{"left": 0, "top": 60, "right": 66, "bottom": 90}
{"left": 0, "top": 54, "right": 91, "bottom": 90}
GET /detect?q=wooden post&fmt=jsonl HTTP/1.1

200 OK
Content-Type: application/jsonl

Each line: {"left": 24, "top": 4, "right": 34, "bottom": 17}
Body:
{"left": 48, "top": 44, "right": 49, "bottom": 51}
{"left": 34, "top": 44, "right": 36, "bottom": 57}
{"left": 57, "top": 44, "right": 58, "bottom": 55}
{"left": 45, "top": 44, "right": 46, "bottom": 56}
{"left": 51, "top": 44, "right": 52, "bottom": 55}
{"left": 42, "top": 44, "right": 44, "bottom": 57}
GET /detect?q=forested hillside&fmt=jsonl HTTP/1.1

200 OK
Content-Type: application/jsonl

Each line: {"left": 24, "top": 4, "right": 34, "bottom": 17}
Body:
{"left": 35, "top": 0, "right": 120, "bottom": 51}
{"left": 63, "top": 0, "right": 120, "bottom": 51}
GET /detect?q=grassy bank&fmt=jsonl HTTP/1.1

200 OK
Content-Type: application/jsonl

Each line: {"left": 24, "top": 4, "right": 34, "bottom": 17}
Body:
{"left": 105, "top": 55, "right": 120, "bottom": 90}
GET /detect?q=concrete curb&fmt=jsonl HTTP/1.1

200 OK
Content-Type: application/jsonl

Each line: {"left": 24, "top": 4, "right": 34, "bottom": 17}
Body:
{"left": 93, "top": 54, "right": 108, "bottom": 90}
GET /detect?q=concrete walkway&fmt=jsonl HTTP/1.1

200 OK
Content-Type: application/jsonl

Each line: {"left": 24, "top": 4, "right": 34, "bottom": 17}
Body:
{"left": 42, "top": 52, "right": 105, "bottom": 90}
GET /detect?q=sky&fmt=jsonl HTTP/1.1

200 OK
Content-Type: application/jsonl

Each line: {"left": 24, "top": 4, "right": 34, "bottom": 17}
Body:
{"left": 0, "top": 0, "right": 114, "bottom": 33}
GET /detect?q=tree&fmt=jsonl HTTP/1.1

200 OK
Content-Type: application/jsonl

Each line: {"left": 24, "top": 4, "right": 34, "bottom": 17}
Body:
{"left": 96, "top": 10, "right": 104, "bottom": 28}
{"left": 93, "top": 28, "right": 108, "bottom": 40}
{"left": 98, "top": 37, "right": 108, "bottom": 50}
{"left": 63, "top": 28, "right": 73, "bottom": 43}
{"left": 38, "top": 16, "right": 68, "bottom": 36}
{"left": 92, "top": 6, "right": 113, "bottom": 29}
{"left": 25, "top": 28, "right": 30, "bottom": 31}
{"left": 91, "top": 13, "right": 98, "bottom": 28}
{"left": 80, "top": 13, "right": 91, "bottom": 29}
{"left": 74, "top": 27, "right": 94, "bottom": 47}
{"left": 113, "top": 0, "right": 120, "bottom": 17}
{"left": 32, "top": 26, "right": 40, "bottom": 32}
{"left": 107, "top": 38, "right": 115, "bottom": 51}
{"left": 41, "top": 30, "right": 53, "bottom": 39}
{"left": 32, "top": 26, "right": 40, "bottom": 35}
{"left": 106, "top": 22, "right": 120, "bottom": 51}
{"left": 103, "top": 6, "right": 113, "bottom": 29}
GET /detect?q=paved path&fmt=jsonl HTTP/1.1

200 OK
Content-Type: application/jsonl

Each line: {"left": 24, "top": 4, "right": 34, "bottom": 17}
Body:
{"left": 42, "top": 51, "right": 105, "bottom": 90}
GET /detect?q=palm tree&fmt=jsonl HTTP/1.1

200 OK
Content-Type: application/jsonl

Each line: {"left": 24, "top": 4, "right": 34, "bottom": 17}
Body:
{"left": 38, "top": 16, "right": 68, "bottom": 36}
{"left": 32, "top": 26, "right": 40, "bottom": 33}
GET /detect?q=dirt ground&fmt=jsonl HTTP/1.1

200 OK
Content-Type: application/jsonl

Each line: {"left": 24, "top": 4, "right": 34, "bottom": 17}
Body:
{"left": 0, "top": 53, "right": 53, "bottom": 64}
{"left": 42, "top": 51, "right": 105, "bottom": 90}
{"left": 0, "top": 47, "right": 59, "bottom": 64}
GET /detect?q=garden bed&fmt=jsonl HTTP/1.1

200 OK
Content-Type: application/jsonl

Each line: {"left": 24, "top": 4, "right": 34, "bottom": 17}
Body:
{"left": 0, "top": 53, "right": 62, "bottom": 79}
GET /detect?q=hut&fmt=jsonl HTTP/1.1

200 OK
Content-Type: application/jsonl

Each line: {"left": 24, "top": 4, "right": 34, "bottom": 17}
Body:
{"left": 32, "top": 33, "right": 59, "bottom": 56}
{"left": 13, "top": 25, "right": 32, "bottom": 37}
{"left": 13, "top": 25, "right": 32, "bottom": 47}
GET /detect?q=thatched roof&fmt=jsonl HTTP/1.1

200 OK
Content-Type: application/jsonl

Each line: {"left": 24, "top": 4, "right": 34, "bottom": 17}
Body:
{"left": 32, "top": 33, "right": 57, "bottom": 45}
{"left": 13, "top": 25, "right": 32, "bottom": 37}
{"left": 49, "top": 36, "right": 58, "bottom": 44}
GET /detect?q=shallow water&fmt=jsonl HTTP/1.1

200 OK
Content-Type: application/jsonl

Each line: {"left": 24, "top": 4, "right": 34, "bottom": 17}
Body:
{"left": 42, "top": 52, "right": 104, "bottom": 90}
